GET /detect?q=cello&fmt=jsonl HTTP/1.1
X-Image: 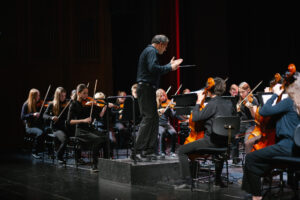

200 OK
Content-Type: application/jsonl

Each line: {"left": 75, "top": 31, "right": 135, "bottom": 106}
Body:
{"left": 249, "top": 64, "right": 296, "bottom": 151}
{"left": 184, "top": 77, "right": 215, "bottom": 144}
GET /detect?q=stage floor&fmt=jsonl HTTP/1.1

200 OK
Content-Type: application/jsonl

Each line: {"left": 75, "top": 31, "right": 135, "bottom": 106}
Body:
{"left": 0, "top": 151, "right": 298, "bottom": 200}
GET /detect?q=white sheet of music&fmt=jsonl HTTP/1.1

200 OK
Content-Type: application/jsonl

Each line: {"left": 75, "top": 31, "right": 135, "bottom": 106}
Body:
{"left": 262, "top": 93, "right": 288, "bottom": 106}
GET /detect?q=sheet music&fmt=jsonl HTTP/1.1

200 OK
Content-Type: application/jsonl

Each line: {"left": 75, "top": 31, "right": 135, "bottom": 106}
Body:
{"left": 262, "top": 93, "right": 288, "bottom": 106}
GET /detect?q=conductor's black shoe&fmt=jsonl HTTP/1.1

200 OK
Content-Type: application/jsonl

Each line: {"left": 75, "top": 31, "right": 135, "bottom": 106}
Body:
{"left": 91, "top": 165, "right": 99, "bottom": 173}
{"left": 131, "top": 154, "right": 149, "bottom": 162}
{"left": 146, "top": 153, "right": 158, "bottom": 161}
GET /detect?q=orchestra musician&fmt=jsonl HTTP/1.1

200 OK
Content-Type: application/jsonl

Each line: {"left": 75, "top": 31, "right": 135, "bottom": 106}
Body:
{"left": 229, "top": 84, "right": 239, "bottom": 97}
{"left": 233, "top": 82, "right": 259, "bottom": 163}
{"left": 134, "top": 34, "right": 183, "bottom": 161}
{"left": 21, "top": 88, "right": 46, "bottom": 159}
{"left": 176, "top": 77, "right": 233, "bottom": 188}
{"left": 156, "top": 88, "right": 182, "bottom": 158}
{"left": 43, "top": 87, "right": 69, "bottom": 164}
{"left": 112, "top": 91, "right": 128, "bottom": 148}
{"left": 67, "top": 84, "right": 109, "bottom": 172}
{"left": 242, "top": 73, "right": 300, "bottom": 200}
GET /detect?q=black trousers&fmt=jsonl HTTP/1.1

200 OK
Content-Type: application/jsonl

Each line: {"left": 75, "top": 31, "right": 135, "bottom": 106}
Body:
{"left": 242, "top": 143, "right": 292, "bottom": 196}
{"left": 178, "top": 135, "right": 225, "bottom": 180}
{"left": 135, "top": 84, "right": 158, "bottom": 154}
{"left": 76, "top": 127, "right": 109, "bottom": 165}
{"left": 53, "top": 130, "right": 67, "bottom": 160}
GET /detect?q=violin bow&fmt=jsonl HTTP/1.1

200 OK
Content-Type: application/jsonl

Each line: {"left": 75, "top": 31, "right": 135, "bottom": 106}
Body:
{"left": 54, "top": 99, "right": 72, "bottom": 124}
{"left": 89, "top": 79, "right": 98, "bottom": 119}
{"left": 238, "top": 80, "right": 263, "bottom": 107}
{"left": 38, "top": 85, "right": 51, "bottom": 115}
{"left": 179, "top": 65, "right": 197, "bottom": 68}
{"left": 165, "top": 86, "right": 172, "bottom": 95}
{"left": 164, "top": 84, "right": 182, "bottom": 111}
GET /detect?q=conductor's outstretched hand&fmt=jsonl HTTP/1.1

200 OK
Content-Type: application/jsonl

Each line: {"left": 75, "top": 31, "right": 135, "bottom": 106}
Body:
{"left": 170, "top": 57, "right": 183, "bottom": 71}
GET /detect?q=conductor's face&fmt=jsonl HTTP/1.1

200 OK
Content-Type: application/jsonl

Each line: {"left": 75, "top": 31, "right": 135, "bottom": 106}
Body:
{"left": 157, "top": 42, "right": 168, "bottom": 55}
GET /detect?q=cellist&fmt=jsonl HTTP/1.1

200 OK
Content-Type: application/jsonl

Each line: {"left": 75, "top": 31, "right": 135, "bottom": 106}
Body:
{"left": 176, "top": 77, "right": 233, "bottom": 188}
{"left": 242, "top": 71, "right": 300, "bottom": 200}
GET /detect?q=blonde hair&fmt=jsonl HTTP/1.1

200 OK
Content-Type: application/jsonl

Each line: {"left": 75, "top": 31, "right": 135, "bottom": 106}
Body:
{"left": 286, "top": 73, "right": 300, "bottom": 115}
{"left": 53, "top": 87, "right": 66, "bottom": 116}
{"left": 239, "top": 82, "right": 250, "bottom": 92}
{"left": 156, "top": 89, "right": 166, "bottom": 108}
{"left": 94, "top": 92, "right": 105, "bottom": 99}
{"left": 27, "top": 88, "right": 39, "bottom": 113}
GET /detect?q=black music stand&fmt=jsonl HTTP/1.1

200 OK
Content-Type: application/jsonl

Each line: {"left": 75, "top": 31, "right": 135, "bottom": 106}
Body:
{"left": 171, "top": 93, "right": 197, "bottom": 115}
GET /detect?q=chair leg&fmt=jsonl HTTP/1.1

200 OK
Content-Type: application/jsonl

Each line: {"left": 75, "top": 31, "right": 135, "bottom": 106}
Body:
{"left": 226, "top": 160, "right": 229, "bottom": 186}
{"left": 191, "top": 161, "right": 195, "bottom": 192}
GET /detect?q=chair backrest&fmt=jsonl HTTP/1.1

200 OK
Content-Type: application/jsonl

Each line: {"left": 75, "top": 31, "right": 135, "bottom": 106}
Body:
{"left": 210, "top": 116, "right": 240, "bottom": 146}
{"left": 294, "top": 124, "right": 300, "bottom": 147}
{"left": 212, "top": 116, "right": 240, "bottom": 137}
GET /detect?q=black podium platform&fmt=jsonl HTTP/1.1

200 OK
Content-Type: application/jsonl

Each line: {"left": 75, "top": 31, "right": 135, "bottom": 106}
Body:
{"left": 98, "top": 158, "right": 180, "bottom": 186}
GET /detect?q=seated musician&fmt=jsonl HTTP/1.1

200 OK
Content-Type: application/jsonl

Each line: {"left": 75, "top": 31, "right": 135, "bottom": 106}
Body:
{"left": 242, "top": 74, "right": 300, "bottom": 200}
{"left": 156, "top": 88, "right": 182, "bottom": 158}
{"left": 112, "top": 91, "right": 128, "bottom": 148}
{"left": 233, "top": 82, "right": 259, "bottom": 163}
{"left": 21, "top": 88, "right": 45, "bottom": 159}
{"left": 43, "top": 87, "right": 69, "bottom": 164}
{"left": 67, "top": 84, "right": 109, "bottom": 172}
{"left": 176, "top": 77, "right": 233, "bottom": 188}
{"left": 229, "top": 84, "right": 239, "bottom": 97}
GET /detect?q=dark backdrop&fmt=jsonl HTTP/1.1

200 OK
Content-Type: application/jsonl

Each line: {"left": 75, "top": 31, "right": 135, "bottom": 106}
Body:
{"left": 1, "top": 0, "right": 299, "bottom": 151}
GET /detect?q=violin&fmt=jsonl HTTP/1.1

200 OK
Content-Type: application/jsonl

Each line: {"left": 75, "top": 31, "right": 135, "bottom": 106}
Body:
{"left": 36, "top": 100, "right": 51, "bottom": 108}
{"left": 160, "top": 99, "right": 175, "bottom": 109}
{"left": 82, "top": 97, "right": 106, "bottom": 108}
{"left": 242, "top": 94, "right": 254, "bottom": 106}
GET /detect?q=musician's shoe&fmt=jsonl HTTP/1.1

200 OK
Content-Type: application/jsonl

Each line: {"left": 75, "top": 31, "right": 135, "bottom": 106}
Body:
{"left": 32, "top": 153, "right": 42, "bottom": 159}
{"left": 215, "top": 179, "right": 227, "bottom": 188}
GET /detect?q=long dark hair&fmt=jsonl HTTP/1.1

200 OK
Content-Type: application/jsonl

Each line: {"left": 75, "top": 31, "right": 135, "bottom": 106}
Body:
{"left": 72, "top": 84, "right": 87, "bottom": 101}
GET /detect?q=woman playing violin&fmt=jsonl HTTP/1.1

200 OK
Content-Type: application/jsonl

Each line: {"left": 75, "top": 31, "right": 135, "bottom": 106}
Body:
{"left": 242, "top": 73, "right": 300, "bottom": 200}
{"left": 233, "top": 82, "right": 259, "bottom": 163}
{"left": 21, "top": 88, "right": 45, "bottom": 159}
{"left": 43, "top": 87, "right": 69, "bottom": 163}
{"left": 176, "top": 77, "right": 233, "bottom": 188}
{"left": 156, "top": 88, "right": 182, "bottom": 158}
{"left": 67, "top": 84, "right": 109, "bottom": 172}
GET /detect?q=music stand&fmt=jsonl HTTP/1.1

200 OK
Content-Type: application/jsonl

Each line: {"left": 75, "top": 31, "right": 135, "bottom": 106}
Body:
{"left": 171, "top": 93, "right": 197, "bottom": 115}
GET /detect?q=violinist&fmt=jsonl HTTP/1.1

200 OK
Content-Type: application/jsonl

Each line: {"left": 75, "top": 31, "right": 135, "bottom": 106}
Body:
{"left": 67, "top": 84, "right": 109, "bottom": 172}
{"left": 233, "top": 82, "right": 259, "bottom": 163}
{"left": 156, "top": 89, "right": 182, "bottom": 158}
{"left": 176, "top": 77, "right": 233, "bottom": 188}
{"left": 21, "top": 89, "right": 45, "bottom": 159}
{"left": 242, "top": 73, "right": 300, "bottom": 200}
{"left": 43, "top": 87, "right": 69, "bottom": 164}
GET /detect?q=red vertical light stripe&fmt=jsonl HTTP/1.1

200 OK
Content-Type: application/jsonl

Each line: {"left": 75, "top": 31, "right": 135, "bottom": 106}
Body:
{"left": 175, "top": 0, "right": 180, "bottom": 91}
